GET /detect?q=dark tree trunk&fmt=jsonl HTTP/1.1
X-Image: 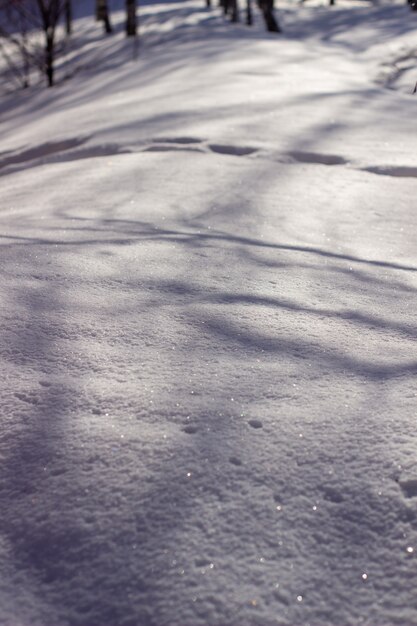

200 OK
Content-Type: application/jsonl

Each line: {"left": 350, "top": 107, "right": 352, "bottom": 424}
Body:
{"left": 4, "top": 0, "right": 66, "bottom": 88}
{"left": 103, "top": 14, "right": 112, "bottom": 32}
{"left": 45, "top": 31, "right": 54, "bottom": 86}
{"left": 23, "top": 44, "right": 30, "bottom": 88}
{"left": 230, "top": 0, "right": 239, "bottom": 22}
{"left": 206, "top": 0, "right": 212, "bottom": 7}
{"left": 126, "top": 0, "right": 136, "bottom": 36}
{"left": 65, "top": 0, "right": 72, "bottom": 35}
{"left": 246, "top": 0, "right": 253, "bottom": 25}
{"left": 259, "top": 0, "right": 280, "bottom": 32}
{"left": 96, "top": 0, "right": 113, "bottom": 33}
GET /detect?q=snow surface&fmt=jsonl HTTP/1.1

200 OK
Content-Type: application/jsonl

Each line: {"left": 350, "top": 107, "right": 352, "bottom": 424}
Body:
{"left": 1, "top": 0, "right": 417, "bottom": 624}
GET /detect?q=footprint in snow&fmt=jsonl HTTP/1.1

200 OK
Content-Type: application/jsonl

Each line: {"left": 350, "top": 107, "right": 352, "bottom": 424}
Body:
{"left": 151, "top": 136, "right": 203, "bottom": 145}
{"left": 248, "top": 419, "right": 263, "bottom": 429}
{"left": 208, "top": 144, "right": 258, "bottom": 157}
{"left": 144, "top": 145, "right": 204, "bottom": 154}
{"left": 183, "top": 424, "right": 198, "bottom": 434}
{"left": 398, "top": 476, "right": 417, "bottom": 498}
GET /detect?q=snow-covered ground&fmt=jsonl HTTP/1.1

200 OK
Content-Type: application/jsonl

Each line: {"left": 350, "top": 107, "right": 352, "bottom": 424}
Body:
{"left": 1, "top": 1, "right": 417, "bottom": 624}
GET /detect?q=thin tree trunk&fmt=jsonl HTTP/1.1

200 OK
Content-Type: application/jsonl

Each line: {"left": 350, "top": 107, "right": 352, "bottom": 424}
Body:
{"left": 126, "top": 0, "right": 136, "bottom": 36}
{"left": 65, "top": 0, "right": 72, "bottom": 35}
{"left": 259, "top": 0, "right": 280, "bottom": 32}
{"left": 96, "top": 0, "right": 113, "bottom": 33}
{"left": 246, "top": 0, "right": 253, "bottom": 25}
{"left": 19, "top": 10, "right": 30, "bottom": 86}
{"left": 45, "top": 30, "right": 54, "bottom": 86}
{"left": 23, "top": 45, "right": 30, "bottom": 87}
{"left": 230, "top": 0, "right": 239, "bottom": 22}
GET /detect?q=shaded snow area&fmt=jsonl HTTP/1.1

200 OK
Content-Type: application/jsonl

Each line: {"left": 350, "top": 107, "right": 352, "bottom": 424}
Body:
{"left": 1, "top": 0, "right": 417, "bottom": 624}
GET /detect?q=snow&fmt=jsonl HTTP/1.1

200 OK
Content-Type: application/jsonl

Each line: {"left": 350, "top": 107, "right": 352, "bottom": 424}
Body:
{"left": 1, "top": 0, "right": 417, "bottom": 624}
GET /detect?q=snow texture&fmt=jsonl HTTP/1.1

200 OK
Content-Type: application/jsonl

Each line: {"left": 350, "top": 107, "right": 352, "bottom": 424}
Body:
{"left": 0, "top": 0, "right": 417, "bottom": 624}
